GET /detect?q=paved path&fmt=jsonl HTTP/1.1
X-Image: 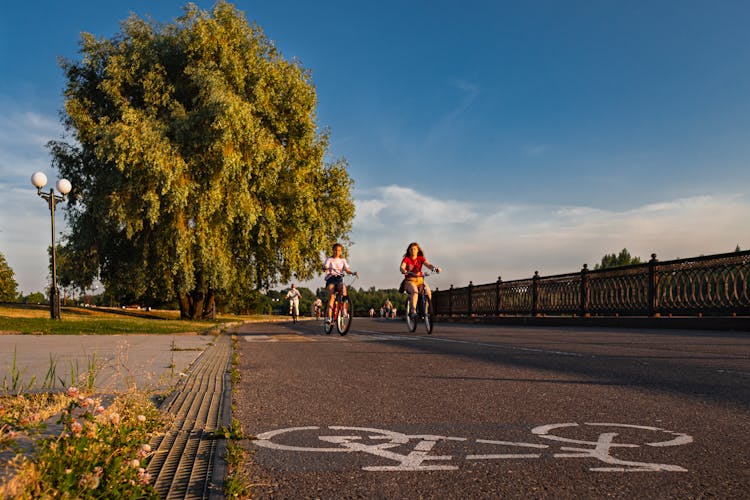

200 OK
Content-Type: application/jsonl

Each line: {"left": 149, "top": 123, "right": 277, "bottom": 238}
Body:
{"left": 233, "top": 318, "right": 750, "bottom": 498}
{"left": 0, "top": 333, "right": 215, "bottom": 394}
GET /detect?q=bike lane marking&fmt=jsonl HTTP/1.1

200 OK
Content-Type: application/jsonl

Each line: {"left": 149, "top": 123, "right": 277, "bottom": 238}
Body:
{"left": 424, "top": 336, "right": 588, "bottom": 357}
{"left": 252, "top": 423, "right": 694, "bottom": 473}
{"left": 531, "top": 423, "right": 693, "bottom": 472}
{"left": 353, "top": 330, "right": 425, "bottom": 341}
{"left": 468, "top": 440, "right": 549, "bottom": 460}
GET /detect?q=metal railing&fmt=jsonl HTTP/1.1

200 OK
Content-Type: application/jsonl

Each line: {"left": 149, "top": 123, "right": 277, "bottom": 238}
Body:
{"left": 433, "top": 250, "right": 750, "bottom": 317}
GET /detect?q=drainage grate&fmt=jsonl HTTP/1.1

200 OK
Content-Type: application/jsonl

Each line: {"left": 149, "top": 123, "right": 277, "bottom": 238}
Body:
{"left": 147, "top": 334, "right": 232, "bottom": 499}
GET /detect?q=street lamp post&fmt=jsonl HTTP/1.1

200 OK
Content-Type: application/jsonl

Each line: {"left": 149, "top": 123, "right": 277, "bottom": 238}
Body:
{"left": 31, "top": 172, "right": 72, "bottom": 320}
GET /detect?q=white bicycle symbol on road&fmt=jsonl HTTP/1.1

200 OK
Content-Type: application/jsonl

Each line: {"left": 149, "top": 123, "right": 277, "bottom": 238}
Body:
{"left": 253, "top": 423, "right": 693, "bottom": 472}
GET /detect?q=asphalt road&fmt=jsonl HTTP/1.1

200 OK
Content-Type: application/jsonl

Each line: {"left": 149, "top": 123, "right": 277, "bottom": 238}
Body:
{"left": 232, "top": 318, "right": 750, "bottom": 499}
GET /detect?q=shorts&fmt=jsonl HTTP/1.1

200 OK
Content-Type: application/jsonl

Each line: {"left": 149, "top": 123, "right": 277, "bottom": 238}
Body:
{"left": 406, "top": 276, "right": 424, "bottom": 286}
{"left": 326, "top": 276, "right": 344, "bottom": 289}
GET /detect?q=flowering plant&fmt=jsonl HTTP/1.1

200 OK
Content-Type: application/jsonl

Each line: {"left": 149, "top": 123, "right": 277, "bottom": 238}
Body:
{"left": 2, "top": 388, "right": 168, "bottom": 498}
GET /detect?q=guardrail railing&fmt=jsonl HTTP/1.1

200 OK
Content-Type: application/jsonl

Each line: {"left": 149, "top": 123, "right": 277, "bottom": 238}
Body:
{"left": 433, "top": 250, "right": 750, "bottom": 317}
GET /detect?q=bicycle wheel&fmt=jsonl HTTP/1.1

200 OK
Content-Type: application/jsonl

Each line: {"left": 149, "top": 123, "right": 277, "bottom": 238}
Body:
{"left": 336, "top": 296, "right": 352, "bottom": 335}
{"left": 405, "top": 298, "right": 417, "bottom": 332}
{"left": 323, "top": 305, "right": 334, "bottom": 334}
{"left": 423, "top": 295, "right": 434, "bottom": 334}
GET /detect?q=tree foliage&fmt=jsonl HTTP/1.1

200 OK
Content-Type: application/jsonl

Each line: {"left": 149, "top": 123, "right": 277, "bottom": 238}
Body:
{"left": 0, "top": 252, "right": 18, "bottom": 302}
{"left": 24, "top": 292, "right": 46, "bottom": 304}
{"left": 49, "top": 1, "right": 355, "bottom": 318}
{"left": 594, "top": 248, "right": 643, "bottom": 270}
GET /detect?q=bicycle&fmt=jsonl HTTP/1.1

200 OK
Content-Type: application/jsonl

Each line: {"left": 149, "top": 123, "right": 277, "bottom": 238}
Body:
{"left": 324, "top": 273, "right": 358, "bottom": 336}
{"left": 403, "top": 271, "right": 436, "bottom": 334}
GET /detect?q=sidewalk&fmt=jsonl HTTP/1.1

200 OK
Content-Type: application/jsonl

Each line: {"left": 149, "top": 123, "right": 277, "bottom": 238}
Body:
{"left": 0, "top": 333, "right": 216, "bottom": 394}
{"left": 0, "top": 332, "right": 233, "bottom": 499}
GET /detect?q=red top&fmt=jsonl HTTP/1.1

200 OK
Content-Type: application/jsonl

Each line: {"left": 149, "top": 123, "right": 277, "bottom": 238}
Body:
{"left": 402, "top": 256, "right": 426, "bottom": 277}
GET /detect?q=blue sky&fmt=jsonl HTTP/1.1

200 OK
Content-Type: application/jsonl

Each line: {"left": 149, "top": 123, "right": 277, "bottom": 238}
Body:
{"left": 1, "top": 1, "right": 748, "bottom": 295}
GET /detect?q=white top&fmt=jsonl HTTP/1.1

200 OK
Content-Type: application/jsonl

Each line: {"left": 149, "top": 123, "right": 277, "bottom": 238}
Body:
{"left": 323, "top": 256, "right": 351, "bottom": 279}
{"left": 286, "top": 288, "right": 301, "bottom": 300}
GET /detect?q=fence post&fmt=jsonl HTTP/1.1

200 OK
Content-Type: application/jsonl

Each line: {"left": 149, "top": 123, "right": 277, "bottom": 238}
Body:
{"left": 495, "top": 276, "right": 502, "bottom": 316}
{"left": 648, "top": 253, "right": 659, "bottom": 317}
{"left": 449, "top": 284, "right": 454, "bottom": 316}
{"left": 580, "top": 264, "right": 589, "bottom": 318}
{"left": 532, "top": 271, "right": 539, "bottom": 316}
{"left": 468, "top": 281, "right": 474, "bottom": 316}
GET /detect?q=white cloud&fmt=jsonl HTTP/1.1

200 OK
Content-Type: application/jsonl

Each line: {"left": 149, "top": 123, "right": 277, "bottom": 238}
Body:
{"left": 354, "top": 185, "right": 477, "bottom": 227}
{"left": 0, "top": 107, "right": 64, "bottom": 179}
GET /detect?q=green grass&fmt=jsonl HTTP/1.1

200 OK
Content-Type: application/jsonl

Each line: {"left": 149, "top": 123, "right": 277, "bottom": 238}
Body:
{"left": 0, "top": 304, "right": 268, "bottom": 335}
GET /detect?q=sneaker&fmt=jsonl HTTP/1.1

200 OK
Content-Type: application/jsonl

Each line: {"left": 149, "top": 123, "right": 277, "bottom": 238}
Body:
{"left": 409, "top": 313, "right": 417, "bottom": 321}
{"left": 325, "top": 317, "right": 332, "bottom": 324}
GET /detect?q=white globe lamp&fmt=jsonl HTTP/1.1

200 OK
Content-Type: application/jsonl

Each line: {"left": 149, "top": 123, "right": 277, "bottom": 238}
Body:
{"left": 56, "top": 179, "right": 72, "bottom": 195}
{"left": 31, "top": 171, "right": 48, "bottom": 189}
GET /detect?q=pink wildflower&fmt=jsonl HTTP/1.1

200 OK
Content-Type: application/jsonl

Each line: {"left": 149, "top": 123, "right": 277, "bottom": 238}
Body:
{"left": 137, "top": 414, "right": 147, "bottom": 423}
{"left": 138, "top": 443, "right": 153, "bottom": 459}
{"left": 108, "top": 412, "right": 121, "bottom": 425}
{"left": 67, "top": 386, "right": 79, "bottom": 398}
{"left": 70, "top": 420, "right": 83, "bottom": 436}
{"left": 138, "top": 468, "right": 152, "bottom": 485}
{"left": 95, "top": 405, "right": 105, "bottom": 414}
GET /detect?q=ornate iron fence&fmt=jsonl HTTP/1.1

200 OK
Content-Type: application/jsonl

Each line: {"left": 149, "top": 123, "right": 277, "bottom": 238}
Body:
{"left": 433, "top": 250, "right": 750, "bottom": 317}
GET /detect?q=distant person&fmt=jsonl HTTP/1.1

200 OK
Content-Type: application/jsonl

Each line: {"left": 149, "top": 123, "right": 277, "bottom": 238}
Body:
{"left": 322, "top": 243, "right": 358, "bottom": 325}
{"left": 400, "top": 242, "right": 440, "bottom": 320}
{"left": 383, "top": 298, "right": 393, "bottom": 318}
{"left": 286, "top": 284, "right": 301, "bottom": 322}
{"left": 313, "top": 297, "right": 323, "bottom": 319}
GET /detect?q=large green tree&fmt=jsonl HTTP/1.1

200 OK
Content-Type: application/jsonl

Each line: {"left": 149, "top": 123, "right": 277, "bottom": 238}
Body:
{"left": 49, "top": 1, "right": 354, "bottom": 318}
{"left": 0, "top": 252, "right": 18, "bottom": 302}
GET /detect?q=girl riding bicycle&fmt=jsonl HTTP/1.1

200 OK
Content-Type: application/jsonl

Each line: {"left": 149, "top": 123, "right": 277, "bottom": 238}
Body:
{"left": 323, "top": 243, "right": 358, "bottom": 324}
{"left": 400, "top": 242, "right": 440, "bottom": 320}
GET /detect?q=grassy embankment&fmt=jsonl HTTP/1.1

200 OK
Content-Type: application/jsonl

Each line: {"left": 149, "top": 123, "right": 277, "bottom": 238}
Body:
{"left": 0, "top": 303, "right": 271, "bottom": 335}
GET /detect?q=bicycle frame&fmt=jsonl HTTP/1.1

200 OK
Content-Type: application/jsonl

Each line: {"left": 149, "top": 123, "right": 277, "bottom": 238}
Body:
{"left": 404, "top": 271, "right": 435, "bottom": 334}
{"left": 324, "top": 274, "right": 358, "bottom": 335}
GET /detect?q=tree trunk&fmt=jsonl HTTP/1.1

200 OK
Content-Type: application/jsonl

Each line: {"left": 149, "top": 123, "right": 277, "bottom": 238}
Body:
{"left": 178, "top": 290, "right": 206, "bottom": 319}
{"left": 202, "top": 289, "right": 216, "bottom": 319}
{"left": 178, "top": 292, "right": 190, "bottom": 319}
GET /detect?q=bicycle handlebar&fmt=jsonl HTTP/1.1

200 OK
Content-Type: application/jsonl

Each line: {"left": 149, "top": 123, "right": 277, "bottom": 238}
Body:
{"left": 324, "top": 268, "right": 358, "bottom": 278}
{"left": 404, "top": 267, "right": 440, "bottom": 278}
